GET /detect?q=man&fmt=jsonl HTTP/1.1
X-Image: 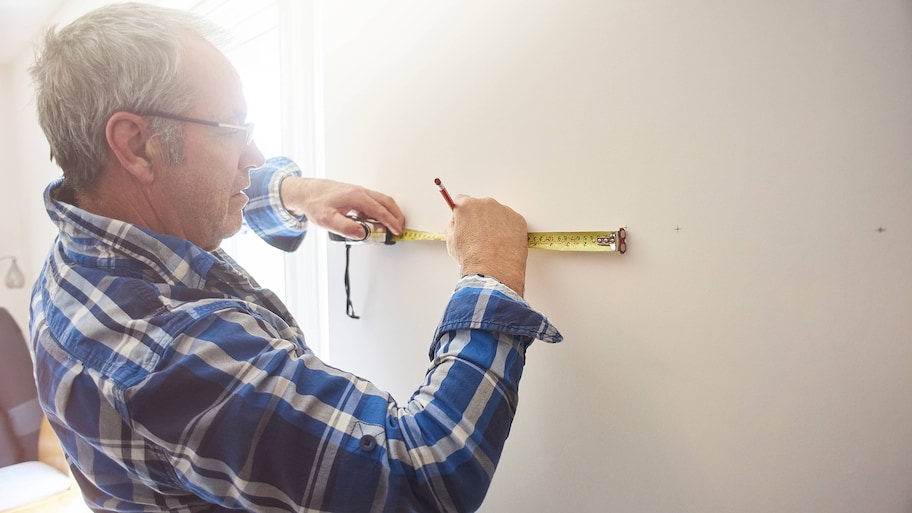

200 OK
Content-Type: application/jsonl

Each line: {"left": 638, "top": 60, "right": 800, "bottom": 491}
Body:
{"left": 28, "top": 3, "right": 561, "bottom": 512}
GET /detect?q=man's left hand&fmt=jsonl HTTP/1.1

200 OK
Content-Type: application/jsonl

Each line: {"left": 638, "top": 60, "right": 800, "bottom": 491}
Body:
{"left": 280, "top": 177, "right": 406, "bottom": 240}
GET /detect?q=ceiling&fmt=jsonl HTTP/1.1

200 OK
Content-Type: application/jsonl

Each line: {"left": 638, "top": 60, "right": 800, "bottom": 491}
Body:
{"left": 0, "top": 0, "right": 67, "bottom": 63}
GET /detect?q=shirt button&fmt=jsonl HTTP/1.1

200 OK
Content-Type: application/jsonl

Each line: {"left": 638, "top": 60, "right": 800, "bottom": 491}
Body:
{"left": 359, "top": 435, "right": 378, "bottom": 452}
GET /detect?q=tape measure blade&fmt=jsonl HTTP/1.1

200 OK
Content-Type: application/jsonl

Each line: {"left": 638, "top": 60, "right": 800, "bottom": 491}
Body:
{"left": 527, "top": 231, "right": 619, "bottom": 252}
{"left": 391, "top": 229, "right": 446, "bottom": 242}
{"left": 392, "top": 229, "right": 625, "bottom": 252}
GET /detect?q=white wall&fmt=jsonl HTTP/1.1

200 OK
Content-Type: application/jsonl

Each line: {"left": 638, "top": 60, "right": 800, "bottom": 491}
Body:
{"left": 318, "top": 1, "right": 912, "bottom": 512}
{"left": 1, "top": 59, "right": 41, "bottom": 331}
{"left": 2, "top": 0, "right": 118, "bottom": 332}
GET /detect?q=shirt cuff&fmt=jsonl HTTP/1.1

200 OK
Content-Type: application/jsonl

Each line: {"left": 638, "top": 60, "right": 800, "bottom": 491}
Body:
{"left": 244, "top": 156, "right": 309, "bottom": 251}
{"left": 431, "top": 275, "right": 563, "bottom": 358}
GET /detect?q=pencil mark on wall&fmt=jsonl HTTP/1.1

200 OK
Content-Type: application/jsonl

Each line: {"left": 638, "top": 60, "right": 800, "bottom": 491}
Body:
{"left": 876, "top": 227, "right": 886, "bottom": 233}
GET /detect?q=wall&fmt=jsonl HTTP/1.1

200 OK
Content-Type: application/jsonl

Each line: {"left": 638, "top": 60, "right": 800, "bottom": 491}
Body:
{"left": 317, "top": 1, "right": 912, "bottom": 512}
{"left": 0, "top": 61, "right": 35, "bottom": 330}
{"left": 3, "top": 0, "right": 116, "bottom": 333}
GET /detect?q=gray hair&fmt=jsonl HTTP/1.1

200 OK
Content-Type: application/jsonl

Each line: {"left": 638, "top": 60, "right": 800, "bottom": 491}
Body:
{"left": 29, "top": 3, "right": 224, "bottom": 192}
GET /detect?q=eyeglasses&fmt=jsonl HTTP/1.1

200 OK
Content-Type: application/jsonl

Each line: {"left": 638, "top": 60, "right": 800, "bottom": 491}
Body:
{"left": 140, "top": 111, "right": 255, "bottom": 145}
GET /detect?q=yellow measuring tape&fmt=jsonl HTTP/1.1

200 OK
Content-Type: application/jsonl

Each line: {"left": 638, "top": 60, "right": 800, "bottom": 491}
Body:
{"left": 390, "top": 228, "right": 627, "bottom": 253}
{"left": 331, "top": 220, "right": 626, "bottom": 318}
{"left": 331, "top": 221, "right": 627, "bottom": 254}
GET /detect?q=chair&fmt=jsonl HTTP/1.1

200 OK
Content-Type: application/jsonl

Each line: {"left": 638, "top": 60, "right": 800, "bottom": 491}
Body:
{"left": 0, "top": 308, "right": 87, "bottom": 512}
{"left": 0, "top": 308, "right": 40, "bottom": 466}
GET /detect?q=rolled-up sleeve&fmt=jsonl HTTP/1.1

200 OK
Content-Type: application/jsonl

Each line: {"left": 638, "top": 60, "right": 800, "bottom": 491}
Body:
{"left": 243, "top": 156, "right": 309, "bottom": 252}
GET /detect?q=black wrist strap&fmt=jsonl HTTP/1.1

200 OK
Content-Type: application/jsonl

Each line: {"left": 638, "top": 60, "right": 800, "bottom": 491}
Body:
{"left": 344, "top": 243, "right": 360, "bottom": 319}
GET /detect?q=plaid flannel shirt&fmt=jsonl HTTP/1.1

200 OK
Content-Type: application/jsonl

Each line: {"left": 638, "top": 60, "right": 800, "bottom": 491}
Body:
{"left": 29, "top": 156, "right": 562, "bottom": 512}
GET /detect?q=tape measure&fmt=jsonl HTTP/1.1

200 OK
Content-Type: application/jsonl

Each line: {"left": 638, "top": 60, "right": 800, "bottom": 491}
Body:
{"left": 331, "top": 218, "right": 626, "bottom": 319}
{"left": 331, "top": 222, "right": 627, "bottom": 253}
{"left": 391, "top": 228, "right": 626, "bottom": 253}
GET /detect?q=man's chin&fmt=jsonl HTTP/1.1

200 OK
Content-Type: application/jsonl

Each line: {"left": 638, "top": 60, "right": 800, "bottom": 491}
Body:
{"left": 222, "top": 217, "right": 245, "bottom": 240}
{"left": 201, "top": 217, "right": 244, "bottom": 251}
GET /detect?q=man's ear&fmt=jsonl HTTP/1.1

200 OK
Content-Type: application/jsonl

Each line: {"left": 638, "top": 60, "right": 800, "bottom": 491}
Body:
{"left": 106, "top": 112, "right": 156, "bottom": 184}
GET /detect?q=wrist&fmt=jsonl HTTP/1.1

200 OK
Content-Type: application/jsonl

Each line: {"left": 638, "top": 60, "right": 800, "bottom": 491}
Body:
{"left": 279, "top": 176, "right": 308, "bottom": 217}
{"left": 460, "top": 266, "right": 525, "bottom": 297}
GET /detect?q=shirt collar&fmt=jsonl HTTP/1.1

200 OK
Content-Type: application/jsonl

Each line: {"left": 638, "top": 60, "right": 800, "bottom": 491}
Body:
{"left": 44, "top": 179, "right": 220, "bottom": 289}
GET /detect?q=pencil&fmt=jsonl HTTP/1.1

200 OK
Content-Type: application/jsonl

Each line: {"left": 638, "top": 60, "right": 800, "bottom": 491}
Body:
{"left": 434, "top": 178, "right": 456, "bottom": 210}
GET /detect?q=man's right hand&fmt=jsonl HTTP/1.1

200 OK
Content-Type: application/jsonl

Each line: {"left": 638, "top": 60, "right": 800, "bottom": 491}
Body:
{"left": 445, "top": 196, "right": 528, "bottom": 296}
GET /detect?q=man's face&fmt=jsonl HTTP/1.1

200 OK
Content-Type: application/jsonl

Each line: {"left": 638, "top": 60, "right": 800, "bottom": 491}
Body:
{"left": 153, "top": 36, "right": 265, "bottom": 251}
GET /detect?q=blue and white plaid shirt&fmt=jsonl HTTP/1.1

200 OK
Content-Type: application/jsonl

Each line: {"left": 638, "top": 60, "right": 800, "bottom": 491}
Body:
{"left": 29, "top": 157, "right": 562, "bottom": 512}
